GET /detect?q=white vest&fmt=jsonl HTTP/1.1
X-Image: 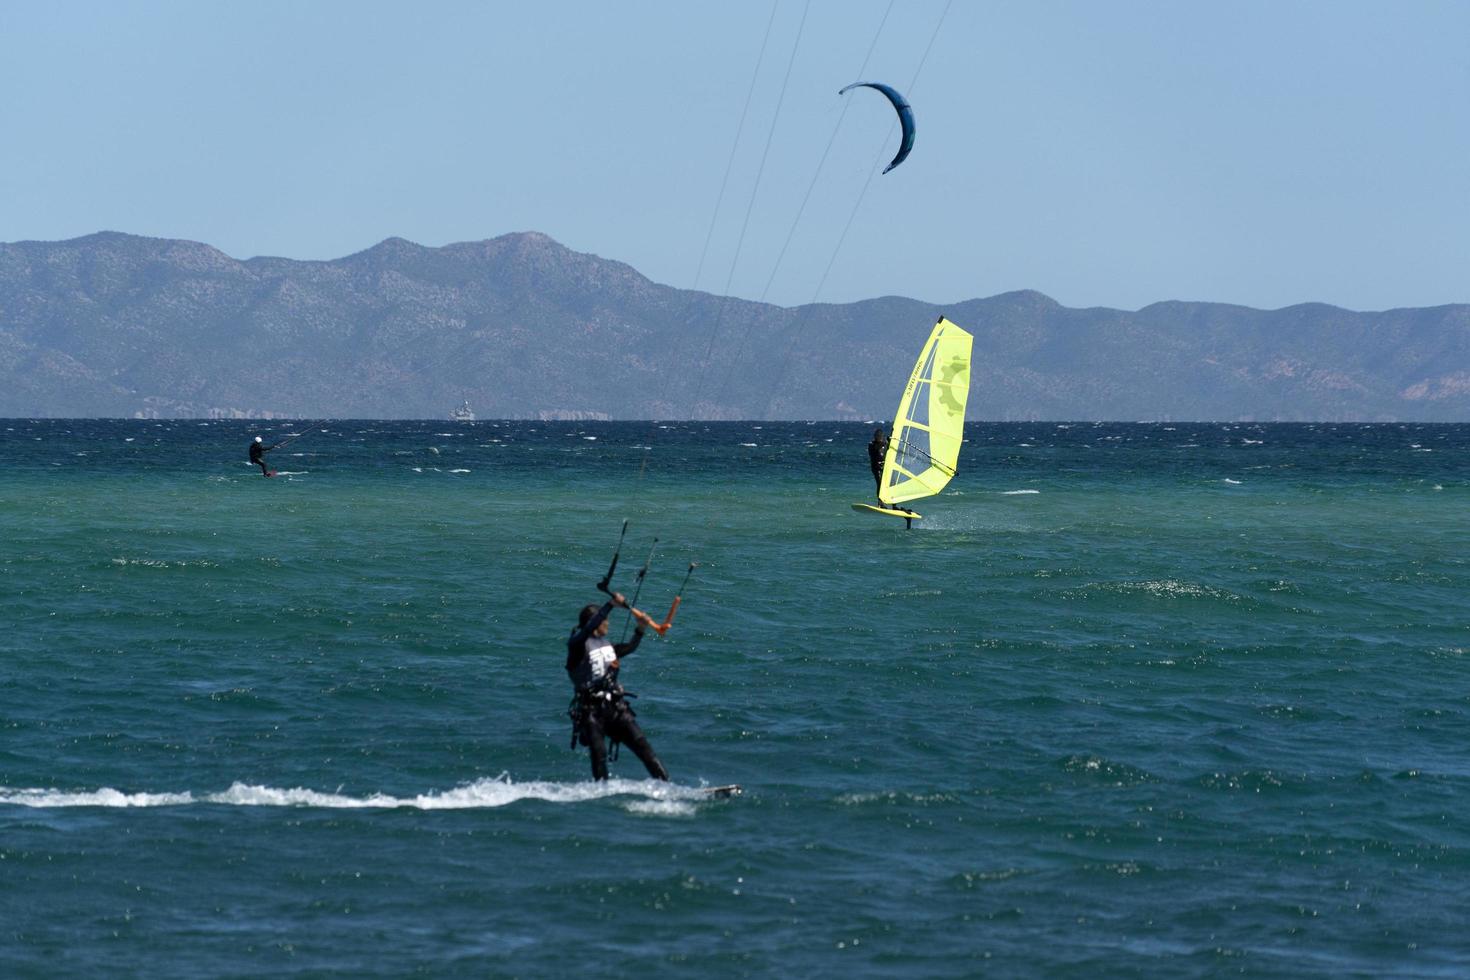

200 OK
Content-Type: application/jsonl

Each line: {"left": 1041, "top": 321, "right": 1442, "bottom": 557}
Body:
{"left": 571, "top": 635, "right": 619, "bottom": 691}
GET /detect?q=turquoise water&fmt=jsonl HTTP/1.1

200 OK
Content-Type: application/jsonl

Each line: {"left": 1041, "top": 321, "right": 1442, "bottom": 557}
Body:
{"left": 3, "top": 419, "right": 1469, "bottom": 977}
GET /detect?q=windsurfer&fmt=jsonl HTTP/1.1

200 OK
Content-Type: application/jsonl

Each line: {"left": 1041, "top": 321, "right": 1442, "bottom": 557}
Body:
{"left": 248, "top": 436, "right": 274, "bottom": 476}
{"left": 565, "top": 592, "right": 669, "bottom": 782}
{"left": 867, "top": 426, "right": 888, "bottom": 500}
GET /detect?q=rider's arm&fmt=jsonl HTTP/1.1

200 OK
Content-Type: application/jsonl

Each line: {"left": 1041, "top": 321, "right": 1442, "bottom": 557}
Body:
{"left": 613, "top": 627, "right": 645, "bottom": 657}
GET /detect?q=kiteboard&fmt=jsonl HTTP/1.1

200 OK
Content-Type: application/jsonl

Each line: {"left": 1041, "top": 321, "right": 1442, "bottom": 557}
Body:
{"left": 704, "top": 784, "right": 742, "bottom": 797}
{"left": 851, "top": 503, "right": 921, "bottom": 521}
{"left": 265, "top": 470, "right": 278, "bottom": 478}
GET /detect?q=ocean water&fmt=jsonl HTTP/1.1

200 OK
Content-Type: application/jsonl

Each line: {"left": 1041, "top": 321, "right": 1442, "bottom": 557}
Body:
{"left": 2, "top": 419, "right": 1468, "bottom": 977}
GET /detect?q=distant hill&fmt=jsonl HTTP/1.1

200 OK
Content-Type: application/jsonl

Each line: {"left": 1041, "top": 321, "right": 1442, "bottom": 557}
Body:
{"left": 1, "top": 231, "right": 1467, "bottom": 420}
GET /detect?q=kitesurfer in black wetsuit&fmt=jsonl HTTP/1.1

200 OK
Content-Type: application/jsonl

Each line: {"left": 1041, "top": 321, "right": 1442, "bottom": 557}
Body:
{"left": 565, "top": 592, "right": 669, "bottom": 782}
{"left": 248, "top": 436, "right": 273, "bottom": 476}
{"left": 868, "top": 427, "right": 889, "bottom": 500}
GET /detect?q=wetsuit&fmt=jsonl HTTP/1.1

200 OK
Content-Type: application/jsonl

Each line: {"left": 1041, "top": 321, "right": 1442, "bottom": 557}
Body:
{"left": 249, "top": 440, "right": 272, "bottom": 476}
{"left": 566, "top": 601, "right": 668, "bottom": 781}
{"left": 867, "top": 433, "right": 888, "bottom": 498}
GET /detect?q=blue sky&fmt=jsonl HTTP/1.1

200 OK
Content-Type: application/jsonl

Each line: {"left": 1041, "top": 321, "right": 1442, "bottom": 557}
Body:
{"left": 2, "top": 1, "right": 1466, "bottom": 312}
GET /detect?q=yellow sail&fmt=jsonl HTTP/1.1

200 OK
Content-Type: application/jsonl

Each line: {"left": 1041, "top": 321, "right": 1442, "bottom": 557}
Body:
{"left": 879, "top": 316, "right": 973, "bottom": 506}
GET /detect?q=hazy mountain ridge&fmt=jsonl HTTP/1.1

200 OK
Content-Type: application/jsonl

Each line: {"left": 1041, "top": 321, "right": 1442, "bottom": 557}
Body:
{"left": 1, "top": 231, "right": 1466, "bottom": 420}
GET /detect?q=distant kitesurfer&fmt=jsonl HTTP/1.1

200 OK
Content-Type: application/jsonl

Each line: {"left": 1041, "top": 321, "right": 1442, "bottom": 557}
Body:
{"left": 248, "top": 436, "right": 274, "bottom": 477}
{"left": 566, "top": 591, "right": 669, "bottom": 782}
{"left": 868, "top": 426, "right": 889, "bottom": 500}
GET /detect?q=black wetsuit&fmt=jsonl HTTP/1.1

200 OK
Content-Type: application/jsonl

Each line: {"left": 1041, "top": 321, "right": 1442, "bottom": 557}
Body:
{"left": 249, "top": 441, "right": 272, "bottom": 476}
{"left": 867, "top": 435, "right": 888, "bottom": 498}
{"left": 565, "top": 601, "right": 668, "bottom": 781}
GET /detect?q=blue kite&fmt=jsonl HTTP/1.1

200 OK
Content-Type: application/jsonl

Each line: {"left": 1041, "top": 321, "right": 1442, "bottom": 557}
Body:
{"left": 839, "top": 81, "right": 915, "bottom": 174}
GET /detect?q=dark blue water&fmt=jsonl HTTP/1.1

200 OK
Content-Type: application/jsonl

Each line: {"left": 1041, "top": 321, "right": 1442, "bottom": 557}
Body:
{"left": 3, "top": 420, "right": 1469, "bottom": 976}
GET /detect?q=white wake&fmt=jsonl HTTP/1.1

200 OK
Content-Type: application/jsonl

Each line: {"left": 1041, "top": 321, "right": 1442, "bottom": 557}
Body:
{"left": 0, "top": 775, "right": 720, "bottom": 817}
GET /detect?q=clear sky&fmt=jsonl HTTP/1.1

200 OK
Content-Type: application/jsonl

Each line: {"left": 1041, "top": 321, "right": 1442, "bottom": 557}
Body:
{"left": 2, "top": 1, "right": 1466, "bottom": 312}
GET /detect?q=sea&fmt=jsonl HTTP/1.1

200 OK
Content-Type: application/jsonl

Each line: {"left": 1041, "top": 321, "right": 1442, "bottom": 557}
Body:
{"left": 2, "top": 418, "right": 1468, "bottom": 978}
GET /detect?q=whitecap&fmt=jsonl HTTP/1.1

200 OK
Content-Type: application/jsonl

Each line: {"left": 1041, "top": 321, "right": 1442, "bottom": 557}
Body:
{"left": 1128, "top": 580, "right": 1231, "bottom": 600}
{"left": 1223, "top": 478, "right": 1242, "bottom": 484}
{"left": 1000, "top": 489, "right": 1040, "bottom": 495}
{"left": 624, "top": 799, "right": 696, "bottom": 817}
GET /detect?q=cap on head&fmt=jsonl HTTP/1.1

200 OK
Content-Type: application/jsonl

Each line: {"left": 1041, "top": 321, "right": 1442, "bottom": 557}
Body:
{"left": 254, "top": 436, "right": 263, "bottom": 443}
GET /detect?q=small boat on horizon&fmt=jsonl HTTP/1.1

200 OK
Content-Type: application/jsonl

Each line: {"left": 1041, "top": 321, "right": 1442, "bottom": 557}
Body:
{"left": 450, "top": 400, "right": 475, "bottom": 422}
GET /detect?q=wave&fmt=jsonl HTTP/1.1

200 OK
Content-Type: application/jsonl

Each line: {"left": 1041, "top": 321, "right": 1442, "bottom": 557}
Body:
{"left": 110, "top": 557, "right": 219, "bottom": 569}
{"left": 0, "top": 776, "right": 720, "bottom": 816}
{"left": 1060, "top": 753, "right": 1157, "bottom": 786}
{"left": 1070, "top": 579, "right": 1243, "bottom": 603}
{"left": 999, "top": 489, "right": 1040, "bottom": 495}
{"left": 836, "top": 790, "right": 963, "bottom": 806}
{"left": 0, "top": 787, "right": 194, "bottom": 807}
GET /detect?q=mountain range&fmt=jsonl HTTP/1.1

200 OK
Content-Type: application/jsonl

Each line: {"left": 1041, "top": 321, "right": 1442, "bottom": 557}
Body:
{"left": 2, "top": 231, "right": 1467, "bottom": 420}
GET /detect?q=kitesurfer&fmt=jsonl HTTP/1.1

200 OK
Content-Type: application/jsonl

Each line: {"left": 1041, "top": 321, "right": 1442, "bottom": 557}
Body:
{"left": 248, "top": 436, "right": 274, "bottom": 477}
{"left": 868, "top": 427, "right": 889, "bottom": 500}
{"left": 566, "top": 591, "right": 669, "bottom": 782}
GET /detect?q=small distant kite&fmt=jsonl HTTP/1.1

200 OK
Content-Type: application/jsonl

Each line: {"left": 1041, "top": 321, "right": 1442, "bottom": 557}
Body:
{"left": 839, "top": 81, "right": 915, "bottom": 174}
